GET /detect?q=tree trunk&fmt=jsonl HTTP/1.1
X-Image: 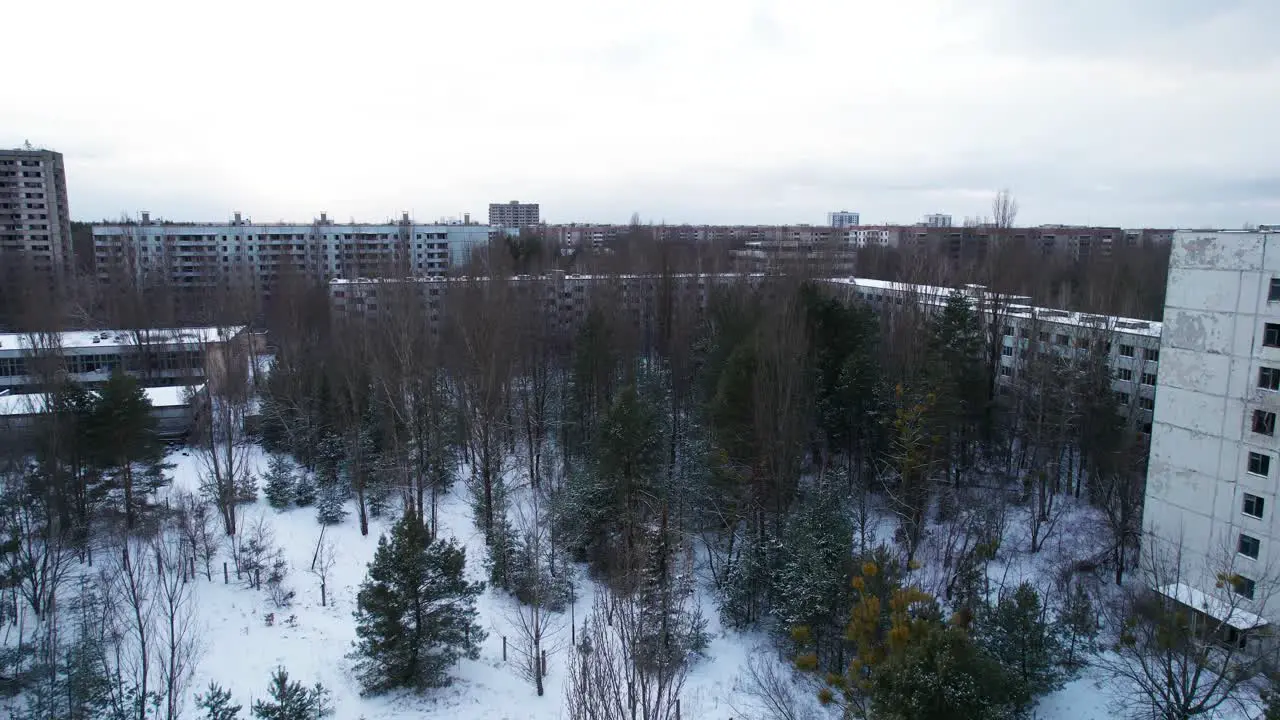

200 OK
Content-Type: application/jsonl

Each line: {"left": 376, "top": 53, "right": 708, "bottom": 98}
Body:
{"left": 122, "top": 461, "right": 135, "bottom": 531}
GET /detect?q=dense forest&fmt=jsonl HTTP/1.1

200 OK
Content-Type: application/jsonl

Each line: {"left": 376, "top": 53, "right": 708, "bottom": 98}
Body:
{"left": 3, "top": 233, "right": 1269, "bottom": 720}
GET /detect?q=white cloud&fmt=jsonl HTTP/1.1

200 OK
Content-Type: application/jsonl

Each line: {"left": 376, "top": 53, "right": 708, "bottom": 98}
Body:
{"left": 4, "top": 0, "right": 1278, "bottom": 227}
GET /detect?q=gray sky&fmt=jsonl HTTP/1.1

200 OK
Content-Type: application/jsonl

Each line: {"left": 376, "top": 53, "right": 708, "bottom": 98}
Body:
{"left": 7, "top": 0, "right": 1279, "bottom": 228}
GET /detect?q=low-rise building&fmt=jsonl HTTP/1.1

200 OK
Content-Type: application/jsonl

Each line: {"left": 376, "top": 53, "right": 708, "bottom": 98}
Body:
{"left": 0, "top": 325, "right": 246, "bottom": 394}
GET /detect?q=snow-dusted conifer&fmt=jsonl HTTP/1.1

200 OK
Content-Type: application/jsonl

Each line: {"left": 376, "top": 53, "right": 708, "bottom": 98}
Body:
{"left": 250, "top": 667, "right": 332, "bottom": 719}
{"left": 351, "top": 511, "right": 485, "bottom": 691}
{"left": 263, "top": 455, "right": 296, "bottom": 509}
{"left": 293, "top": 474, "right": 317, "bottom": 507}
{"left": 194, "top": 681, "right": 242, "bottom": 720}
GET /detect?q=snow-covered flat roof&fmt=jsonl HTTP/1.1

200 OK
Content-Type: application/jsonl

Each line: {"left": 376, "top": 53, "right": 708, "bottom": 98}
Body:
{"left": 1157, "top": 583, "right": 1268, "bottom": 630}
{"left": 0, "top": 384, "right": 203, "bottom": 416}
{"left": 0, "top": 327, "right": 244, "bottom": 352}
{"left": 830, "top": 277, "right": 1162, "bottom": 338}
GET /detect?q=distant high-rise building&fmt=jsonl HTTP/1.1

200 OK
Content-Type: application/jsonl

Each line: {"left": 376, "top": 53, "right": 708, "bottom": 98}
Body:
{"left": 0, "top": 146, "right": 73, "bottom": 289}
{"left": 92, "top": 212, "right": 490, "bottom": 293}
{"left": 828, "top": 211, "right": 860, "bottom": 228}
{"left": 924, "top": 213, "right": 952, "bottom": 228}
{"left": 489, "top": 201, "right": 540, "bottom": 228}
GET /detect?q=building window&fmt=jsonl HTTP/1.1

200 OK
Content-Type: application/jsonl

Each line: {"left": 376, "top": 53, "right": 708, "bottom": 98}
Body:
{"left": 1119, "top": 344, "right": 1135, "bottom": 357}
{"left": 1255, "top": 410, "right": 1277, "bottom": 436}
{"left": 1000, "top": 366, "right": 1012, "bottom": 377}
{"left": 1249, "top": 452, "right": 1271, "bottom": 477}
{"left": 1116, "top": 391, "right": 1130, "bottom": 406}
{"left": 1139, "top": 397, "right": 1155, "bottom": 411}
{"left": 1141, "top": 372, "right": 1157, "bottom": 386}
{"left": 1038, "top": 331, "right": 1049, "bottom": 343}
{"left": 1001, "top": 346, "right": 1013, "bottom": 357}
{"left": 1233, "top": 575, "right": 1256, "bottom": 600}
{"left": 1055, "top": 334, "right": 1069, "bottom": 346}
{"left": 1261, "top": 367, "right": 1280, "bottom": 391}
{"left": 1002, "top": 325, "right": 1013, "bottom": 337}
{"left": 1117, "top": 368, "right": 1133, "bottom": 381}
{"left": 1019, "top": 328, "right": 1030, "bottom": 339}
{"left": 1239, "top": 534, "right": 1261, "bottom": 560}
{"left": 1267, "top": 324, "right": 1280, "bottom": 348}
{"left": 1146, "top": 347, "right": 1159, "bottom": 362}
{"left": 1270, "top": 278, "right": 1280, "bottom": 302}
{"left": 1244, "top": 493, "right": 1265, "bottom": 519}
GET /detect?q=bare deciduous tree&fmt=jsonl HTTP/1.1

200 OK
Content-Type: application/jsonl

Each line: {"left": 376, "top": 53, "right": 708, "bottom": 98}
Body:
{"left": 992, "top": 188, "right": 1019, "bottom": 230}
{"left": 565, "top": 588, "right": 689, "bottom": 720}
{"left": 730, "top": 645, "right": 821, "bottom": 720}
{"left": 194, "top": 328, "right": 254, "bottom": 536}
{"left": 1098, "top": 534, "right": 1280, "bottom": 720}
{"left": 308, "top": 530, "right": 336, "bottom": 607}
{"left": 153, "top": 534, "right": 200, "bottom": 720}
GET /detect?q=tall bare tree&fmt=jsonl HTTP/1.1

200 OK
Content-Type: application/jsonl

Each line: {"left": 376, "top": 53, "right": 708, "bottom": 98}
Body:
{"left": 194, "top": 328, "right": 254, "bottom": 536}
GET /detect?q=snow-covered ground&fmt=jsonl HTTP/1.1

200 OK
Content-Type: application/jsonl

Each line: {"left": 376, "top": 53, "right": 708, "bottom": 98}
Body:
{"left": 166, "top": 448, "right": 770, "bottom": 719}
{"left": 0, "top": 445, "right": 1139, "bottom": 719}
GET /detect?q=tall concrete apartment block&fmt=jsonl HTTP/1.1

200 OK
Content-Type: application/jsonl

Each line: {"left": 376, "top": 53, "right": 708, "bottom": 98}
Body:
{"left": 1144, "top": 229, "right": 1280, "bottom": 622}
{"left": 827, "top": 211, "right": 860, "bottom": 228}
{"left": 489, "top": 201, "right": 539, "bottom": 228}
{"left": 0, "top": 148, "right": 73, "bottom": 287}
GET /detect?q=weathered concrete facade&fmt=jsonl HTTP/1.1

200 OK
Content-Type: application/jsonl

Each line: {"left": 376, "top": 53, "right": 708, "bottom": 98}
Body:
{"left": 1144, "top": 230, "right": 1280, "bottom": 623}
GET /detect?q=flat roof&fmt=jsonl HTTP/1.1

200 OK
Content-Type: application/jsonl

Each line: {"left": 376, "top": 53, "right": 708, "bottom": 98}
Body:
{"left": 0, "top": 326, "right": 244, "bottom": 352}
{"left": 1157, "top": 583, "right": 1267, "bottom": 630}
{"left": 0, "top": 384, "right": 203, "bottom": 416}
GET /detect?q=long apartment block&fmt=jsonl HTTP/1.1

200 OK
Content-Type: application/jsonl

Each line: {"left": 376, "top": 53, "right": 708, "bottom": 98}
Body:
{"left": 329, "top": 272, "right": 1162, "bottom": 430}
{"left": 0, "top": 147, "right": 73, "bottom": 288}
{"left": 92, "top": 212, "right": 491, "bottom": 290}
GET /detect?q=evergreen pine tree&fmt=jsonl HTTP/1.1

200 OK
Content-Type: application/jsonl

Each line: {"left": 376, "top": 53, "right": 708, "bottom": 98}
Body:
{"left": 1059, "top": 582, "right": 1098, "bottom": 670}
{"left": 194, "top": 681, "right": 242, "bottom": 720}
{"left": 315, "top": 477, "right": 348, "bottom": 525}
{"left": 870, "top": 625, "right": 1024, "bottom": 720}
{"left": 263, "top": 455, "right": 296, "bottom": 509}
{"left": 634, "top": 519, "right": 708, "bottom": 673}
{"left": 351, "top": 512, "right": 485, "bottom": 692}
{"left": 87, "top": 369, "right": 169, "bottom": 530}
{"left": 975, "top": 582, "right": 1065, "bottom": 698}
{"left": 771, "top": 479, "right": 853, "bottom": 669}
{"left": 250, "top": 667, "right": 332, "bottom": 720}
{"left": 293, "top": 474, "right": 317, "bottom": 507}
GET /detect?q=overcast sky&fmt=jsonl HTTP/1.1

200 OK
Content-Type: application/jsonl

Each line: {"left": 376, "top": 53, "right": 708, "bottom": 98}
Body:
{"left": 6, "top": 0, "right": 1278, "bottom": 227}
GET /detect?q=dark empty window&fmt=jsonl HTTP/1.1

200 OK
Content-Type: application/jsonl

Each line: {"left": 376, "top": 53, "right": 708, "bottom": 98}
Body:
{"left": 1139, "top": 397, "right": 1155, "bottom": 411}
{"left": 1267, "top": 324, "right": 1280, "bottom": 348}
{"left": 1141, "top": 372, "right": 1157, "bottom": 386}
{"left": 1270, "top": 278, "right": 1280, "bottom": 302}
{"left": 1249, "top": 452, "right": 1271, "bottom": 476}
{"left": 1116, "top": 391, "right": 1130, "bottom": 406}
{"left": 1239, "top": 534, "right": 1261, "bottom": 559}
{"left": 1244, "top": 493, "right": 1265, "bottom": 519}
{"left": 1117, "top": 368, "right": 1133, "bottom": 381}
{"left": 1001, "top": 346, "right": 1013, "bottom": 357}
{"left": 1146, "top": 347, "right": 1160, "bottom": 362}
{"left": 1255, "top": 410, "right": 1276, "bottom": 436}
{"left": 1233, "top": 575, "right": 1256, "bottom": 600}
{"left": 1120, "top": 344, "right": 1135, "bottom": 357}
{"left": 1262, "top": 367, "right": 1280, "bottom": 391}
